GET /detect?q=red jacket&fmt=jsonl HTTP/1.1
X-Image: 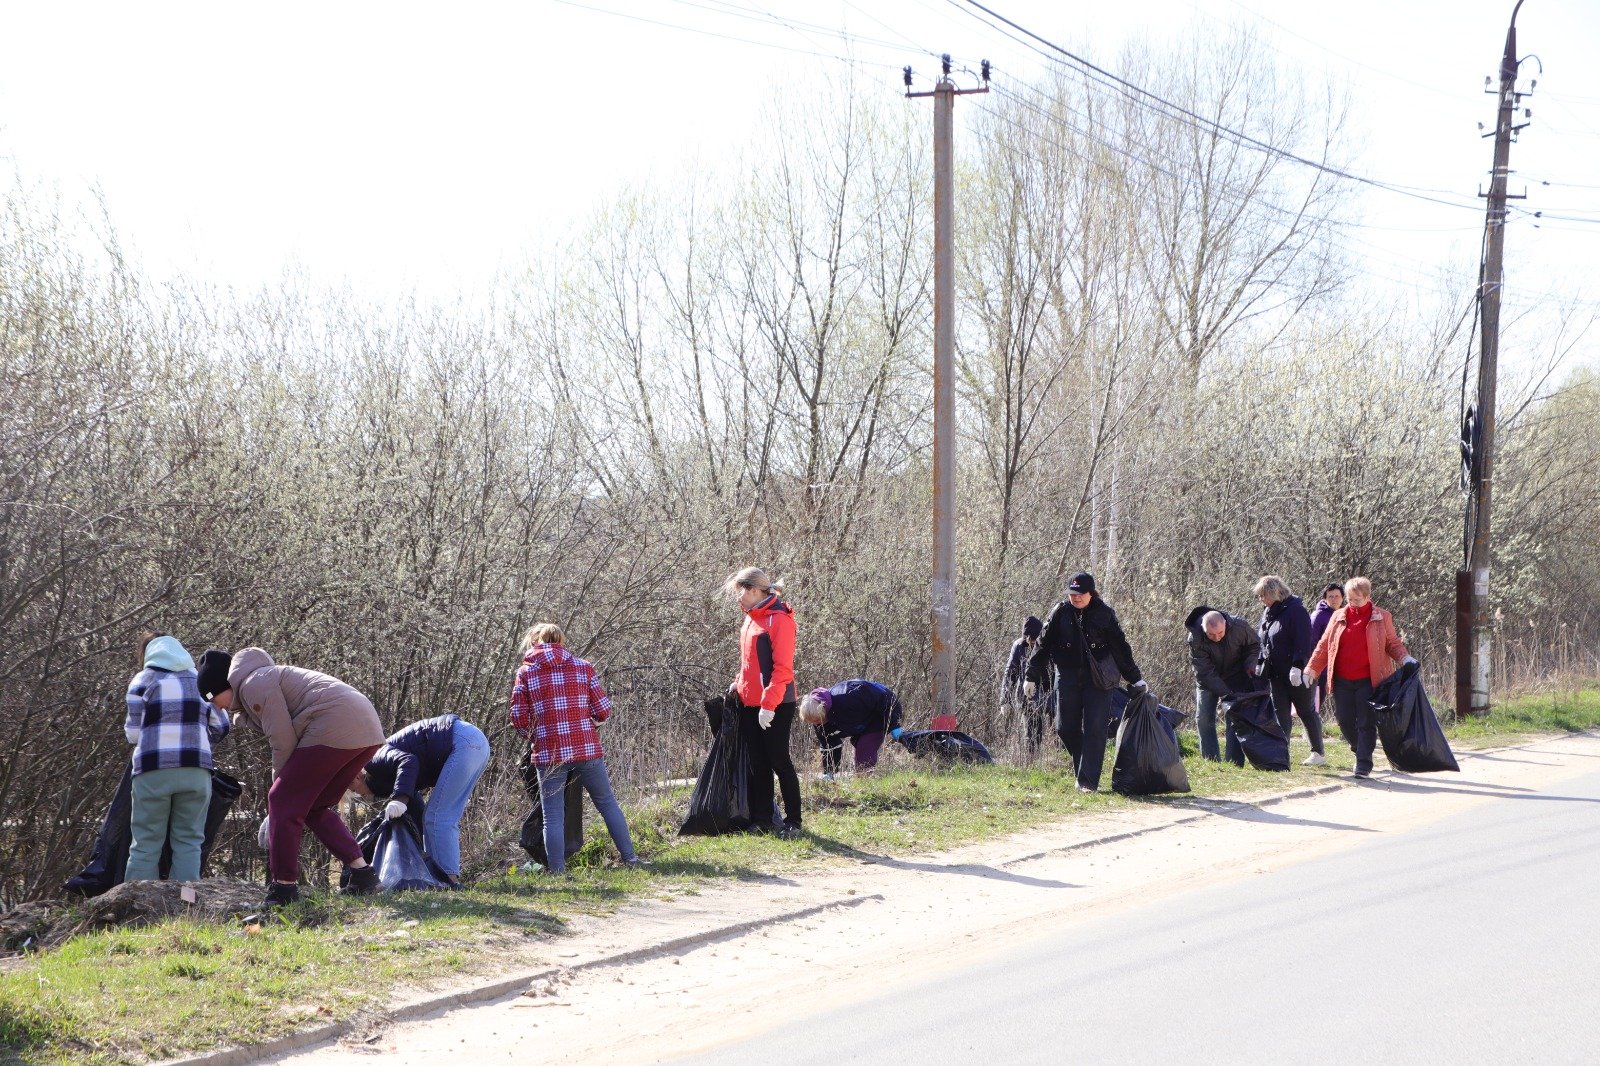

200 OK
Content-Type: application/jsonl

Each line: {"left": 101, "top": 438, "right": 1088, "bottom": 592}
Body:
{"left": 1307, "top": 601, "right": 1409, "bottom": 693}
{"left": 736, "top": 595, "right": 796, "bottom": 711}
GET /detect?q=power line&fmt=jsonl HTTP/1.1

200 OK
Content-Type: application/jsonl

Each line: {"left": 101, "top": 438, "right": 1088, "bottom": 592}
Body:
{"left": 551, "top": 0, "right": 907, "bottom": 73}
{"left": 951, "top": 0, "right": 1487, "bottom": 215}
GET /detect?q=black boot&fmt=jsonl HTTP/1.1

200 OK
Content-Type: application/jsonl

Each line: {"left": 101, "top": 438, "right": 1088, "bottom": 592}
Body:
{"left": 264, "top": 881, "right": 300, "bottom": 907}
{"left": 343, "top": 864, "right": 381, "bottom": 896}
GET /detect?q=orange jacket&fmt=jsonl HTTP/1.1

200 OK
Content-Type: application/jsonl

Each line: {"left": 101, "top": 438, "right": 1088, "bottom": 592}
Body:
{"left": 736, "top": 595, "right": 796, "bottom": 711}
{"left": 1307, "top": 602, "right": 1409, "bottom": 692}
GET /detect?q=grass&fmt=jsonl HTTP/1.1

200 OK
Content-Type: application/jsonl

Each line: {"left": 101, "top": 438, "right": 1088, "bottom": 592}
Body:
{"left": 3, "top": 683, "right": 1596, "bottom": 1064}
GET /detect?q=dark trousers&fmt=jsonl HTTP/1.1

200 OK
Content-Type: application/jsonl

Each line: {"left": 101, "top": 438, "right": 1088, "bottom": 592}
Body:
{"left": 1055, "top": 670, "right": 1112, "bottom": 790}
{"left": 743, "top": 702, "right": 802, "bottom": 829}
{"left": 1270, "top": 677, "right": 1324, "bottom": 755}
{"left": 1332, "top": 676, "right": 1377, "bottom": 774}
{"left": 1021, "top": 689, "right": 1056, "bottom": 753}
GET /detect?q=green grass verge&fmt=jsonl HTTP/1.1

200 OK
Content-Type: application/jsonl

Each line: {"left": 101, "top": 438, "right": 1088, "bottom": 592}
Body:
{"left": 4, "top": 684, "right": 1595, "bottom": 1064}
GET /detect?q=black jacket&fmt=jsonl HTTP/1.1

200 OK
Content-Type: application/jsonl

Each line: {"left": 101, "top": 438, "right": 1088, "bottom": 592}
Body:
{"left": 1258, "top": 595, "right": 1313, "bottom": 683}
{"left": 1028, "top": 595, "right": 1142, "bottom": 686}
{"left": 817, "top": 679, "right": 903, "bottom": 738}
{"left": 363, "top": 714, "right": 460, "bottom": 801}
{"left": 1185, "top": 605, "right": 1260, "bottom": 697}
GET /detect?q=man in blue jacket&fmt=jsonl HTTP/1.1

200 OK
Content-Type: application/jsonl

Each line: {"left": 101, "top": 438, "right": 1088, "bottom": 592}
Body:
{"left": 797, "top": 680, "right": 904, "bottom": 776}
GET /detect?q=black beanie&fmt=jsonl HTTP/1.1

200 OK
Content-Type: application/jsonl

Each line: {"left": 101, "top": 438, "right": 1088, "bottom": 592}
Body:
{"left": 1066, "top": 571, "right": 1096, "bottom": 595}
{"left": 1023, "top": 615, "right": 1043, "bottom": 638}
{"left": 197, "top": 649, "right": 233, "bottom": 701}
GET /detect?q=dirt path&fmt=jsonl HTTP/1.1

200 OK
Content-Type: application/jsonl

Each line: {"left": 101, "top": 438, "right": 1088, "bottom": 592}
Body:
{"left": 268, "top": 733, "right": 1600, "bottom": 1064}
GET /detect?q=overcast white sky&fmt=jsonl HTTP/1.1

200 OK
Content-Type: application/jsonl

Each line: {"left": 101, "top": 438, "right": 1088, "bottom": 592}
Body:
{"left": 1, "top": 0, "right": 1596, "bottom": 329}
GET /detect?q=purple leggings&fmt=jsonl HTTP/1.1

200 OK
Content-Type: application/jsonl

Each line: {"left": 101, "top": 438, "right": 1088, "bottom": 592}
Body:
{"left": 268, "top": 743, "right": 380, "bottom": 882}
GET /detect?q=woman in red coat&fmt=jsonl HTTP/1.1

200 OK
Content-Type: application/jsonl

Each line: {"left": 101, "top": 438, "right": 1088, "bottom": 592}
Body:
{"left": 728, "top": 567, "right": 801, "bottom": 836}
{"left": 1306, "top": 576, "right": 1416, "bottom": 779}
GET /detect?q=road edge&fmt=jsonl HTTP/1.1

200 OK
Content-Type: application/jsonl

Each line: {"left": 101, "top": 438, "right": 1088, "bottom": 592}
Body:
{"left": 159, "top": 728, "right": 1591, "bottom": 1066}
{"left": 159, "top": 892, "right": 885, "bottom": 1066}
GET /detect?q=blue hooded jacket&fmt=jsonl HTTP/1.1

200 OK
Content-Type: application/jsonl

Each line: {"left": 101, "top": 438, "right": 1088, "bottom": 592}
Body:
{"left": 363, "top": 714, "right": 461, "bottom": 800}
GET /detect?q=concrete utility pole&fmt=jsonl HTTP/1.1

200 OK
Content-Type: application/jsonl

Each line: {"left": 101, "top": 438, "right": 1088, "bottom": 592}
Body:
{"left": 1458, "top": 0, "right": 1533, "bottom": 718}
{"left": 906, "top": 56, "right": 987, "bottom": 726}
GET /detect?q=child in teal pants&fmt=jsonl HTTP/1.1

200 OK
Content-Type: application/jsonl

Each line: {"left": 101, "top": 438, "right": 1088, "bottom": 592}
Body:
{"left": 124, "top": 633, "right": 231, "bottom": 882}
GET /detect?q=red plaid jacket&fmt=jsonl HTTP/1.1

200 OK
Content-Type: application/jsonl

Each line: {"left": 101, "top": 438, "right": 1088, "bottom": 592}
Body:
{"left": 509, "top": 644, "right": 612, "bottom": 766}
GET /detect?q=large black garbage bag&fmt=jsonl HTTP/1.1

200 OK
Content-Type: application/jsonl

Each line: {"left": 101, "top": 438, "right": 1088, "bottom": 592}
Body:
{"left": 1112, "top": 691, "right": 1190, "bottom": 795}
{"left": 1108, "top": 688, "right": 1186, "bottom": 739}
{"left": 341, "top": 798, "right": 451, "bottom": 892}
{"left": 680, "top": 697, "right": 756, "bottom": 836}
{"left": 372, "top": 818, "right": 453, "bottom": 892}
{"left": 1371, "top": 661, "right": 1460, "bottom": 773}
{"left": 64, "top": 765, "right": 243, "bottom": 897}
{"left": 1223, "top": 691, "right": 1290, "bottom": 772}
{"left": 896, "top": 730, "right": 994, "bottom": 764}
{"left": 519, "top": 753, "right": 585, "bottom": 865}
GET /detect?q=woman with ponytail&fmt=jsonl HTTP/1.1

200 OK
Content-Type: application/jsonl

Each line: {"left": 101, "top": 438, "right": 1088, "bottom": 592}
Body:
{"left": 726, "top": 567, "right": 802, "bottom": 837}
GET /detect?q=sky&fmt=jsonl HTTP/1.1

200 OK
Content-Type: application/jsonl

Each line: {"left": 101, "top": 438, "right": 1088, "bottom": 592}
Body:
{"left": 1, "top": 0, "right": 1597, "bottom": 340}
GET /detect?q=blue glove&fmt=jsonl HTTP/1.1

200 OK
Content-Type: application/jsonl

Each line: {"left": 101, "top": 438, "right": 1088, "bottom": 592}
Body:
{"left": 890, "top": 727, "right": 904, "bottom": 740}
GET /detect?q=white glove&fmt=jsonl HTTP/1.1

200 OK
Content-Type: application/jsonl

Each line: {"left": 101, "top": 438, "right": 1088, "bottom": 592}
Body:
{"left": 1289, "top": 667, "right": 1304, "bottom": 687}
{"left": 1131, "top": 679, "right": 1147, "bottom": 693}
{"left": 758, "top": 708, "right": 775, "bottom": 729}
{"left": 1023, "top": 681, "right": 1037, "bottom": 700}
{"left": 1303, "top": 671, "right": 1318, "bottom": 688}
{"left": 385, "top": 800, "right": 407, "bottom": 821}
{"left": 1402, "top": 655, "right": 1418, "bottom": 667}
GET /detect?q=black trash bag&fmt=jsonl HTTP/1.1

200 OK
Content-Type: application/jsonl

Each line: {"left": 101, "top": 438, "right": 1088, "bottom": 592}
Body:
{"left": 1108, "top": 688, "right": 1186, "bottom": 739}
{"left": 896, "top": 730, "right": 994, "bottom": 764}
{"left": 1371, "top": 661, "right": 1459, "bottom": 773}
{"left": 519, "top": 752, "right": 585, "bottom": 866}
{"left": 680, "top": 696, "right": 756, "bottom": 836}
{"left": 372, "top": 818, "right": 453, "bottom": 892}
{"left": 64, "top": 765, "right": 243, "bottom": 897}
{"left": 341, "top": 797, "right": 451, "bottom": 892}
{"left": 1112, "top": 691, "right": 1190, "bottom": 795}
{"left": 1223, "top": 691, "right": 1290, "bottom": 772}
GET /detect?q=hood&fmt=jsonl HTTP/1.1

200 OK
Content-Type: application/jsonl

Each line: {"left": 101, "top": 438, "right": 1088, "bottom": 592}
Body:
{"left": 144, "top": 636, "right": 195, "bottom": 673}
{"left": 228, "top": 646, "right": 276, "bottom": 692}
{"left": 746, "top": 595, "right": 792, "bottom": 621}
{"left": 523, "top": 643, "right": 575, "bottom": 668}
{"left": 1184, "top": 604, "right": 1215, "bottom": 633}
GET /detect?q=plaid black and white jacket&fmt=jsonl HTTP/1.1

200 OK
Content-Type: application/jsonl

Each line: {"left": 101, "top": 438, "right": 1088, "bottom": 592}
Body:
{"left": 124, "top": 668, "right": 231, "bottom": 775}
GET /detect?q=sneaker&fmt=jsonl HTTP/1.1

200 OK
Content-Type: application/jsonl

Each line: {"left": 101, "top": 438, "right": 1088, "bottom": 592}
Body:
{"left": 343, "top": 865, "right": 381, "bottom": 896}
{"left": 1349, "top": 768, "right": 1371, "bottom": 780}
{"left": 776, "top": 824, "right": 802, "bottom": 840}
{"left": 623, "top": 858, "right": 650, "bottom": 870}
{"left": 1302, "top": 752, "right": 1328, "bottom": 767}
{"left": 1077, "top": 785, "right": 1096, "bottom": 794}
{"left": 264, "top": 882, "right": 300, "bottom": 907}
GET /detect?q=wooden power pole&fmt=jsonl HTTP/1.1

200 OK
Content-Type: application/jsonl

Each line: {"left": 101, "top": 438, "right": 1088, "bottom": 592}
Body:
{"left": 906, "top": 56, "right": 987, "bottom": 726}
{"left": 1459, "top": 0, "right": 1533, "bottom": 717}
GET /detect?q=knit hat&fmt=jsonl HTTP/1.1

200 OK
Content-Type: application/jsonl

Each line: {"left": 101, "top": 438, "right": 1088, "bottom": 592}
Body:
{"left": 196, "top": 649, "right": 233, "bottom": 701}
{"left": 1066, "top": 572, "right": 1096, "bottom": 595}
{"left": 808, "top": 687, "right": 834, "bottom": 711}
{"left": 1023, "top": 615, "right": 1043, "bottom": 638}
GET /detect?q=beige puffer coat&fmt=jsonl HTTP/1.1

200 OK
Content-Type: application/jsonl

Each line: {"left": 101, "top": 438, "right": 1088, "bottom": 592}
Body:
{"left": 227, "top": 647, "right": 385, "bottom": 775}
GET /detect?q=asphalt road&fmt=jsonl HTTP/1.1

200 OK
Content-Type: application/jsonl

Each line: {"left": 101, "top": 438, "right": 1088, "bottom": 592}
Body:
{"left": 681, "top": 768, "right": 1600, "bottom": 1065}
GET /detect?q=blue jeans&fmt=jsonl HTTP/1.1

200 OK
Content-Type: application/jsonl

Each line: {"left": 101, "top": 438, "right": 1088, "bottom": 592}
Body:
{"left": 1196, "top": 688, "right": 1243, "bottom": 764}
{"left": 424, "top": 721, "right": 490, "bottom": 877}
{"left": 537, "top": 758, "right": 636, "bottom": 872}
